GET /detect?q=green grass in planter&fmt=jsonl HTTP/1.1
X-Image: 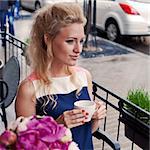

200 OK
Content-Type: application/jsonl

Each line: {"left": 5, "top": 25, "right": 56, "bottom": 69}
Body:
{"left": 127, "top": 89, "right": 150, "bottom": 112}
{"left": 126, "top": 89, "right": 150, "bottom": 125}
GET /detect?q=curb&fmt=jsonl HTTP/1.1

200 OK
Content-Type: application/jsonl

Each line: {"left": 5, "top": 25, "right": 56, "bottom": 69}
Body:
{"left": 81, "top": 36, "right": 149, "bottom": 59}
{"left": 100, "top": 37, "right": 149, "bottom": 58}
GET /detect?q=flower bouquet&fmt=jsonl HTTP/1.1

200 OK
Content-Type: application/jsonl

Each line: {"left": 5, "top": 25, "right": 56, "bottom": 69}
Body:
{"left": 0, "top": 115, "right": 79, "bottom": 150}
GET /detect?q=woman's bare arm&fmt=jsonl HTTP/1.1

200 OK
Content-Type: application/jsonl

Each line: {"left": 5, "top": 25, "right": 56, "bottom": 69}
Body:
{"left": 15, "top": 79, "right": 36, "bottom": 118}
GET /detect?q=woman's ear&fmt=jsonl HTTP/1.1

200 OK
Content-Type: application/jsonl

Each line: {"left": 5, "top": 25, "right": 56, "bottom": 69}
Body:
{"left": 44, "top": 34, "right": 49, "bottom": 45}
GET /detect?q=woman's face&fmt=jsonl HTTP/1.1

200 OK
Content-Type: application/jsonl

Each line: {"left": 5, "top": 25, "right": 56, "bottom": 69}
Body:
{"left": 51, "top": 23, "right": 85, "bottom": 66}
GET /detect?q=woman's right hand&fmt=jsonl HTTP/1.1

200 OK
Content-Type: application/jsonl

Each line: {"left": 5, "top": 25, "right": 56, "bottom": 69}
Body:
{"left": 56, "top": 109, "right": 88, "bottom": 128}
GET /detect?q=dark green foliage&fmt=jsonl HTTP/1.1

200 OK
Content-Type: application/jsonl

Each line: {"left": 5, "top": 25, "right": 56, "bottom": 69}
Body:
{"left": 127, "top": 89, "right": 150, "bottom": 112}
{"left": 126, "top": 89, "right": 150, "bottom": 125}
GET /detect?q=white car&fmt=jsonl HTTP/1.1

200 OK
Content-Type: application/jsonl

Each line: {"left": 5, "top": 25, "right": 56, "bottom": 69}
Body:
{"left": 78, "top": 0, "right": 150, "bottom": 41}
{"left": 20, "top": 0, "right": 76, "bottom": 11}
{"left": 20, "top": 0, "right": 48, "bottom": 10}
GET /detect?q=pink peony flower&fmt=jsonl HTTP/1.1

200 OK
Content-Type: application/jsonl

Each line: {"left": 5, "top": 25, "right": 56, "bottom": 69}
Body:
{"left": 16, "top": 130, "right": 48, "bottom": 150}
{"left": 26, "top": 116, "right": 66, "bottom": 143}
{"left": 0, "top": 143, "right": 6, "bottom": 150}
{"left": 0, "top": 115, "right": 79, "bottom": 150}
{"left": 0, "top": 130, "right": 17, "bottom": 146}
{"left": 49, "top": 140, "right": 70, "bottom": 150}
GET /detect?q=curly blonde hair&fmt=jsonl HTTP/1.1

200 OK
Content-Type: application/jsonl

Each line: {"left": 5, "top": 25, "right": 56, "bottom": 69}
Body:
{"left": 27, "top": 3, "right": 86, "bottom": 85}
{"left": 27, "top": 3, "right": 87, "bottom": 111}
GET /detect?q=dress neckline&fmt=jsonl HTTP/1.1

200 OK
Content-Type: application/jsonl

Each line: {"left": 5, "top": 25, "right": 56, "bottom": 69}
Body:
{"left": 51, "top": 75, "right": 72, "bottom": 80}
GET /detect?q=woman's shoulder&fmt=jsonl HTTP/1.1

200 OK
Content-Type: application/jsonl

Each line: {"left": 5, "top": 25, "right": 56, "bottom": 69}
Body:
{"left": 17, "top": 72, "right": 37, "bottom": 97}
{"left": 18, "top": 78, "right": 35, "bottom": 96}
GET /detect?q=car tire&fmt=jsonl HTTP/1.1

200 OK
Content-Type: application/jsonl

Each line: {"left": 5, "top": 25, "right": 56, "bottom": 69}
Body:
{"left": 105, "top": 20, "right": 121, "bottom": 42}
{"left": 35, "top": 2, "right": 41, "bottom": 10}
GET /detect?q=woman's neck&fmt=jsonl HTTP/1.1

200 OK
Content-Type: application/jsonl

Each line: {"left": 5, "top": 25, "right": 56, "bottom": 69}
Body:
{"left": 50, "top": 63, "right": 71, "bottom": 77}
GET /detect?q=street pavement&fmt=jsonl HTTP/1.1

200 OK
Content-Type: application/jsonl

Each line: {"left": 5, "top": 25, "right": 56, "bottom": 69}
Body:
{"left": 0, "top": 10, "right": 150, "bottom": 141}
{"left": 79, "top": 37, "right": 150, "bottom": 97}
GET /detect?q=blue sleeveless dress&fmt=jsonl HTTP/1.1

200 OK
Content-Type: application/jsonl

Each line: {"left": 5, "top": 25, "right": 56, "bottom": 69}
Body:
{"left": 28, "top": 68, "right": 94, "bottom": 150}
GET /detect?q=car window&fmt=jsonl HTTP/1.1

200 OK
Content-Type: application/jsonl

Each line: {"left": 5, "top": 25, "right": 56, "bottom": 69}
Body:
{"left": 129, "top": 0, "right": 150, "bottom": 3}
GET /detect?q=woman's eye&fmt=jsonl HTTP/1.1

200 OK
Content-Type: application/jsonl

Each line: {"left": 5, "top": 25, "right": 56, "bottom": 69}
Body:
{"left": 80, "top": 39, "right": 85, "bottom": 45}
{"left": 65, "top": 39, "right": 85, "bottom": 45}
{"left": 66, "top": 39, "right": 75, "bottom": 44}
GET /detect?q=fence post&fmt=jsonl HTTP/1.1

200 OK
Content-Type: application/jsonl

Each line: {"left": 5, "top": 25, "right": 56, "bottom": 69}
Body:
{"left": 3, "top": 25, "right": 7, "bottom": 64}
{"left": 83, "top": 0, "right": 92, "bottom": 48}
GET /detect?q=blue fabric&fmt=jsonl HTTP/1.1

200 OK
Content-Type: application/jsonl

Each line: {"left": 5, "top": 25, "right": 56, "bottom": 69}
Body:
{"left": 0, "top": 0, "right": 15, "bottom": 45}
{"left": 14, "top": 0, "right": 20, "bottom": 19}
{"left": 7, "top": 8, "right": 15, "bottom": 35}
{"left": 0, "top": 10, "right": 7, "bottom": 46}
{"left": 0, "top": 1, "right": 8, "bottom": 46}
{"left": 36, "top": 87, "right": 94, "bottom": 150}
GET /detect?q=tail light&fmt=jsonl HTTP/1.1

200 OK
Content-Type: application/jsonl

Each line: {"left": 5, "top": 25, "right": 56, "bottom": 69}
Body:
{"left": 119, "top": 3, "right": 140, "bottom": 15}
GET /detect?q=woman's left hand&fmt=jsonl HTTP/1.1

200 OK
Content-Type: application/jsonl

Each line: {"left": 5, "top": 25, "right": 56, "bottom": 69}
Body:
{"left": 92, "top": 101, "right": 106, "bottom": 120}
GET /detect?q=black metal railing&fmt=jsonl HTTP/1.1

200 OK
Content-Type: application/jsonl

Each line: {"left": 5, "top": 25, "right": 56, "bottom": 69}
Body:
{"left": 0, "top": 30, "right": 29, "bottom": 80}
{"left": 92, "top": 82, "right": 150, "bottom": 150}
{"left": 0, "top": 32, "right": 149, "bottom": 150}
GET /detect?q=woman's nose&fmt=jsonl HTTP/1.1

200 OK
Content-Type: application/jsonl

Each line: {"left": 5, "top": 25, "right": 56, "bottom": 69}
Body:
{"left": 73, "top": 42, "right": 82, "bottom": 53}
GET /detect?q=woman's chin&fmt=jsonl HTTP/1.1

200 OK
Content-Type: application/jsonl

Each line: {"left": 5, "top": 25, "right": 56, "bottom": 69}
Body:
{"left": 68, "top": 60, "right": 78, "bottom": 66}
{"left": 69, "top": 63, "right": 76, "bottom": 66}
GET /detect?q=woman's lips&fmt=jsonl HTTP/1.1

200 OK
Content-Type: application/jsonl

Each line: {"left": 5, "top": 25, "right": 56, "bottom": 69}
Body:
{"left": 70, "top": 55, "right": 79, "bottom": 60}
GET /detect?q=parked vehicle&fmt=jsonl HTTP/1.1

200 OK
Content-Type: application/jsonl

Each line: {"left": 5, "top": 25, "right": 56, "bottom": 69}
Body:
{"left": 78, "top": 0, "right": 150, "bottom": 41}
{"left": 20, "top": 0, "right": 77, "bottom": 11}
{"left": 20, "top": 0, "right": 42, "bottom": 10}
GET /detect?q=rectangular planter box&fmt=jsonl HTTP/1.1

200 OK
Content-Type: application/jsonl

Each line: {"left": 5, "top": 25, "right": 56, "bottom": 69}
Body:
{"left": 125, "top": 124, "right": 149, "bottom": 150}
{"left": 120, "top": 109, "right": 150, "bottom": 150}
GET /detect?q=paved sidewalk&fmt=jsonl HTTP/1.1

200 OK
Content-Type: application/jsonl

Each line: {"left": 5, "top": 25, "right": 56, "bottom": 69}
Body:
{"left": 79, "top": 37, "right": 150, "bottom": 97}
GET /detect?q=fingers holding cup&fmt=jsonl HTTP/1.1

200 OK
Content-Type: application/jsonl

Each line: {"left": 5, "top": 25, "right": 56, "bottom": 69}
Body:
{"left": 74, "top": 100, "right": 96, "bottom": 122}
{"left": 62, "top": 109, "right": 88, "bottom": 128}
{"left": 92, "top": 101, "right": 106, "bottom": 120}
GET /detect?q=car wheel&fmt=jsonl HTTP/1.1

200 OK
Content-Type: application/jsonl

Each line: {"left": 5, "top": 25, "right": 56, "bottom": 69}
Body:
{"left": 106, "top": 20, "right": 120, "bottom": 42}
{"left": 35, "top": 2, "right": 41, "bottom": 10}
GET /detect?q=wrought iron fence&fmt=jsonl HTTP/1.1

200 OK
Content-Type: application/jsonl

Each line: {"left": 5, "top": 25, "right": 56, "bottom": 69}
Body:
{"left": 0, "top": 32, "right": 149, "bottom": 150}
{"left": 0, "top": 31, "right": 29, "bottom": 80}
{"left": 92, "top": 82, "right": 149, "bottom": 150}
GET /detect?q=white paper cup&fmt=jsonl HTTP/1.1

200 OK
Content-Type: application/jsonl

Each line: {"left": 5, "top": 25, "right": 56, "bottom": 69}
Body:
{"left": 74, "top": 100, "right": 96, "bottom": 122}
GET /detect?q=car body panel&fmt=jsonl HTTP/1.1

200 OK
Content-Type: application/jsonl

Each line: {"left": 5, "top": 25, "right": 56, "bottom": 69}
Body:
{"left": 21, "top": 0, "right": 43, "bottom": 10}
{"left": 77, "top": 0, "right": 150, "bottom": 38}
{"left": 21, "top": 0, "right": 150, "bottom": 38}
{"left": 20, "top": 0, "right": 76, "bottom": 10}
{"left": 96, "top": 0, "right": 150, "bottom": 36}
